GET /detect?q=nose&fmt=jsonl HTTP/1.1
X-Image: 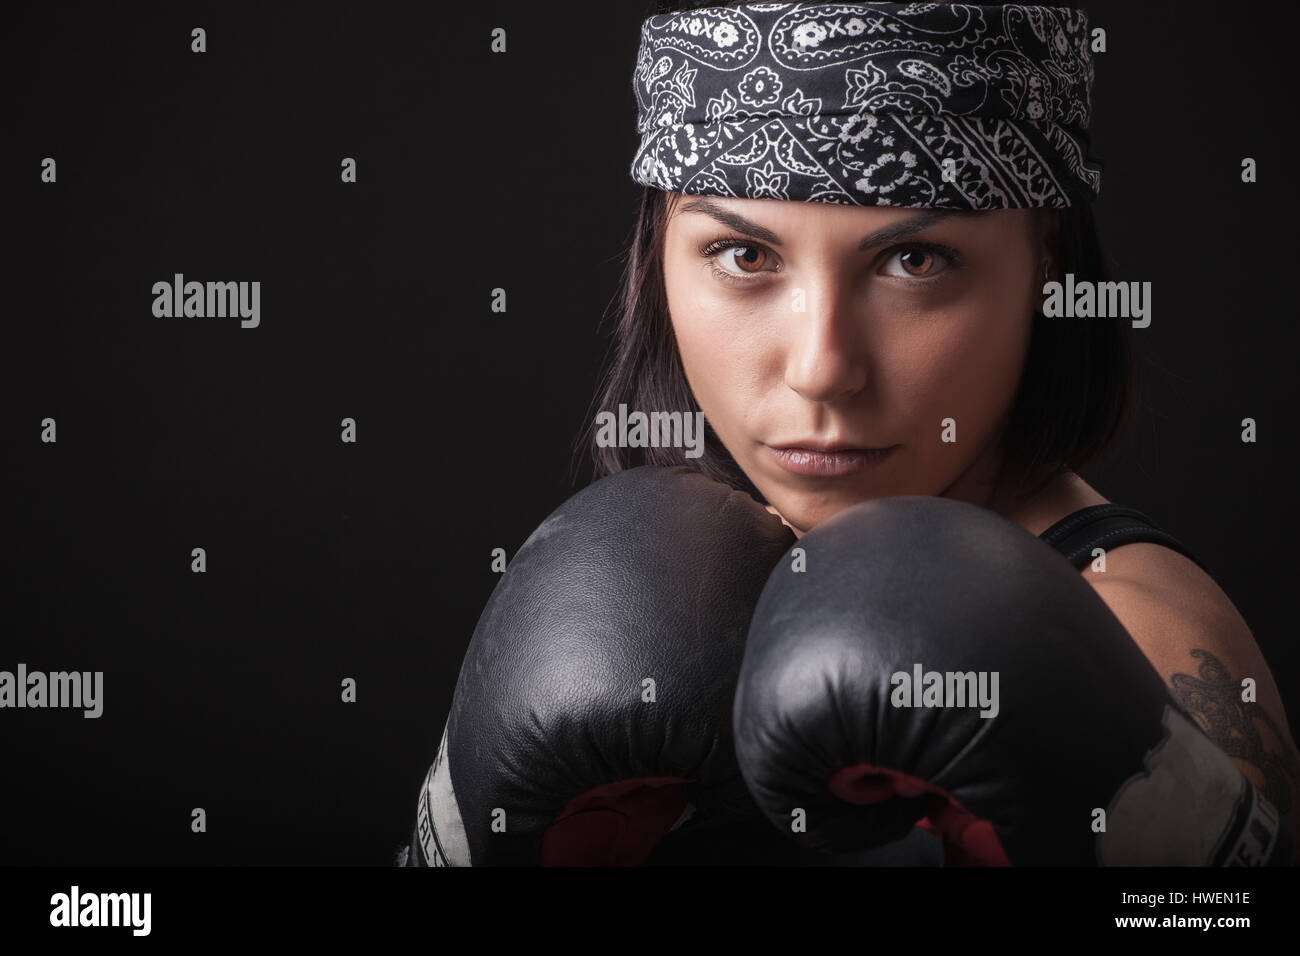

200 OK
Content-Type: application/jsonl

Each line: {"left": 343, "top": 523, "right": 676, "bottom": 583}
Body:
{"left": 783, "top": 277, "right": 869, "bottom": 404}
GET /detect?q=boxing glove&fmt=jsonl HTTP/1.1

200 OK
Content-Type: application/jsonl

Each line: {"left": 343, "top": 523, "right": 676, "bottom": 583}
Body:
{"left": 404, "top": 465, "right": 796, "bottom": 865}
{"left": 733, "top": 495, "right": 1295, "bottom": 866}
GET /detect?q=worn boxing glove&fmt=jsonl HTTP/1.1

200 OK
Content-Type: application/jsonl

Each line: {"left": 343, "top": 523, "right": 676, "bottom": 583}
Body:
{"left": 403, "top": 465, "right": 797, "bottom": 865}
{"left": 734, "top": 495, "right": 1295, "bottom": 866}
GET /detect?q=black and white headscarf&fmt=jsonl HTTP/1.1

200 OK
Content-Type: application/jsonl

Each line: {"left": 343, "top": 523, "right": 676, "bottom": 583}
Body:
{"left": 630, "top": 2, "right": 1102, "bottom": 207}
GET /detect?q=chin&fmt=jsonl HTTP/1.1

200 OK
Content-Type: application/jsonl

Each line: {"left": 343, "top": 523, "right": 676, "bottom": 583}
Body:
{"left": 772, "top": 493, "right": 878, "bottom": 536}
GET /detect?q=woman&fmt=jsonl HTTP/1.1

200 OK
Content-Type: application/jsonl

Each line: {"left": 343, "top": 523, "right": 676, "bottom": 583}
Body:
{"left": 583, "top": 0, "right": 1300, "bottom": 855}
{"left": 401, "top": 1, "right": 1298, "bottom": 867}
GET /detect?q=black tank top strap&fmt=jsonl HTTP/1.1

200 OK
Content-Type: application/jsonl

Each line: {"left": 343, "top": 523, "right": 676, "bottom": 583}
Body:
{"left": 1038, "top": 504, "right": 1209, "bottom": 575}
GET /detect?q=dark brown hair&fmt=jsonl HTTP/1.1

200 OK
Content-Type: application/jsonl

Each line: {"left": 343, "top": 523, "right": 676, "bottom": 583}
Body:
{"left": 576, "top": 0, "right": 1135, "bottom": 506}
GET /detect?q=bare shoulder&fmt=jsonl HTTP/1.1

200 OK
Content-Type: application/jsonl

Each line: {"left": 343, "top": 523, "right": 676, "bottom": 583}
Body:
{"left": 1015, "top": 475, "right": 1283, "bottom": 717}
{"left": 1084, "top": 543, "right": 1300, "bottom": 840}
{"left": 1016, "top": 472, "right": 1300, "bottom": 836}
{"left": 1079, "top": 534, "right": 1293, "bottom": 747}
{"left": 1082, "top": 541, "right": 1264, "bottom": 675}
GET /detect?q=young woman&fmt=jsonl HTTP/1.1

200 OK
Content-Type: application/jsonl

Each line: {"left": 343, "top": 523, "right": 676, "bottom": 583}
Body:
{"left": 401, "top": 1, "right": 1298, "bottom": 868}
{"left": 585, "top": 0, "right": 1300, "bottom": 852}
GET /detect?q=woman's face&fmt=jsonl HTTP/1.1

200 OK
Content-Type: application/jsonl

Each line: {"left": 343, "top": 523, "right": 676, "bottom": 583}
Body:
{"left": 663, "top": 195, "right": 1047, "bottom": 535}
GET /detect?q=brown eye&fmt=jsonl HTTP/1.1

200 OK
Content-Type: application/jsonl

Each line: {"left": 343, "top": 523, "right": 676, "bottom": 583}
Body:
{"left": 726, "top": 245, "right": 768, "bottom": 274}
{"left": 701, "top": 238, "right": 780, "bottom": 282}
{"left": 879, "top": 245, "right": 953, "bottom": 279}
{"left": 898, "top": 248, "right": 933, "bottom": 276}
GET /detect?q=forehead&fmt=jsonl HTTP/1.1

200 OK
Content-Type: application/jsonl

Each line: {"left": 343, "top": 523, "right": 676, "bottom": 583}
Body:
{"left": 669, "top": 195, "right": 1032, "bottom": 243}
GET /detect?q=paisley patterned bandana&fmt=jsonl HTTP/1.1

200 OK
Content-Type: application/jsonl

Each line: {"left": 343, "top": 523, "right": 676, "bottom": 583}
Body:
{"left": 629, "top": 2, "right": 1102, "bottom": 208}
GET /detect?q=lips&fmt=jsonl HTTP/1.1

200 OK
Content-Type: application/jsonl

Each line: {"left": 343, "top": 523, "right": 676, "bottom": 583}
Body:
{"left": 766, "top": 443, "right": 899, "bottom": 477}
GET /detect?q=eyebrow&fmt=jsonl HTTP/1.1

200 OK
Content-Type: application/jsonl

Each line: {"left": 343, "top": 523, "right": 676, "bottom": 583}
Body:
{"left": 678, "top": 196, "right": 988, "bottom": 250}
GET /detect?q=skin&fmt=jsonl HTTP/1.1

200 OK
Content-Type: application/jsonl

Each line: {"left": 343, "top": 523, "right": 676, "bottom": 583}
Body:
{"left": 663, "top": 194, "right": 1049, "bottom": 535}
{"left": 661, "top": 194, "right": 1300, "bottom": 857}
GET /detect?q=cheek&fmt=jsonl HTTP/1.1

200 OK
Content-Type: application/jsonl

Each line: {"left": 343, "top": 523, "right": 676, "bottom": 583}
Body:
{"left": 666, "top": 268, "right": 775, "bottom": 439}
{"left": 886, "top": 297, "right": 1033, "bottom": 442}
{"left": 671, "top": 312, "right": 762, "bottom": 450}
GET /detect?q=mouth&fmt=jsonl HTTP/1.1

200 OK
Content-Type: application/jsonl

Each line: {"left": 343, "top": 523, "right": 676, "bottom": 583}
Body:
{"left": 765, "top": 443, "right": 900, "bottom": 477}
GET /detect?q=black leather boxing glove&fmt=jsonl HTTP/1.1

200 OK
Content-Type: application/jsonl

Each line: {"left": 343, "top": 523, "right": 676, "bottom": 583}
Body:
{"left": 733, "top": 495, "right": 1295, "bottom": 866}
{"left": 402, "top": 465, "right": 800, "bottom": 865}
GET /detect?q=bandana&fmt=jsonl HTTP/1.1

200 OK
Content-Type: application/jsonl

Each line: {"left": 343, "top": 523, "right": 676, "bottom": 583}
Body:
{"left": 629, "top": 3, "right": 1102, "bottom": 207}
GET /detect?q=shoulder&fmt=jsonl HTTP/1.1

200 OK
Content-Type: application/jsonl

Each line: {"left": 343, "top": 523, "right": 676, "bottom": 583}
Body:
{"left": 1019, "top": 473, "right": 1300, "bottom": 843}
{"left": 1074, "top": 526, "right": 1285, "bottom": 748}
{"left": 1081, "top": 544, "right": 1278, "bottom": 722}
{"left": 1083, "top": 539, "right": 1300, "bottom": 851}
{"left": 1082, "top": 542, "right": 1256, "bottom": 673}
{"left": 1014, "top": 474, "right": 1273, "bottom": 694}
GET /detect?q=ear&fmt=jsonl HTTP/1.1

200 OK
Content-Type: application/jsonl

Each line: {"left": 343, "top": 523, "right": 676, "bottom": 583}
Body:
{"left": 1037, "top": 209, "right": 1062, "bottom": 282}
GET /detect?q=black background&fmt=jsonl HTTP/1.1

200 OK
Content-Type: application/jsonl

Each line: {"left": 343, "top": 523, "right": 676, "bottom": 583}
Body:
{"left": 6, "top": 1, "right": 1298, "bottom": 864}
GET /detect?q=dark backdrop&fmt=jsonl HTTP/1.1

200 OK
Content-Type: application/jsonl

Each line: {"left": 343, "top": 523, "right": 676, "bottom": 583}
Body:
{"left": 6, "top": 1, "right": 1297, "bottom": 864}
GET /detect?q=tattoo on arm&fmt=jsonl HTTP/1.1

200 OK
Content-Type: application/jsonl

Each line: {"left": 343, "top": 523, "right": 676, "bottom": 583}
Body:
{"left": 1167, "top": 648, "right": 1300, "bottom": 815}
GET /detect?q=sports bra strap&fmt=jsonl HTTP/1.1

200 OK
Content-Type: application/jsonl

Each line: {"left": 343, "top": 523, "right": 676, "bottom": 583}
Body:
{"left": 1038, "top": 504, "right": 1209, "bottom": 575}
